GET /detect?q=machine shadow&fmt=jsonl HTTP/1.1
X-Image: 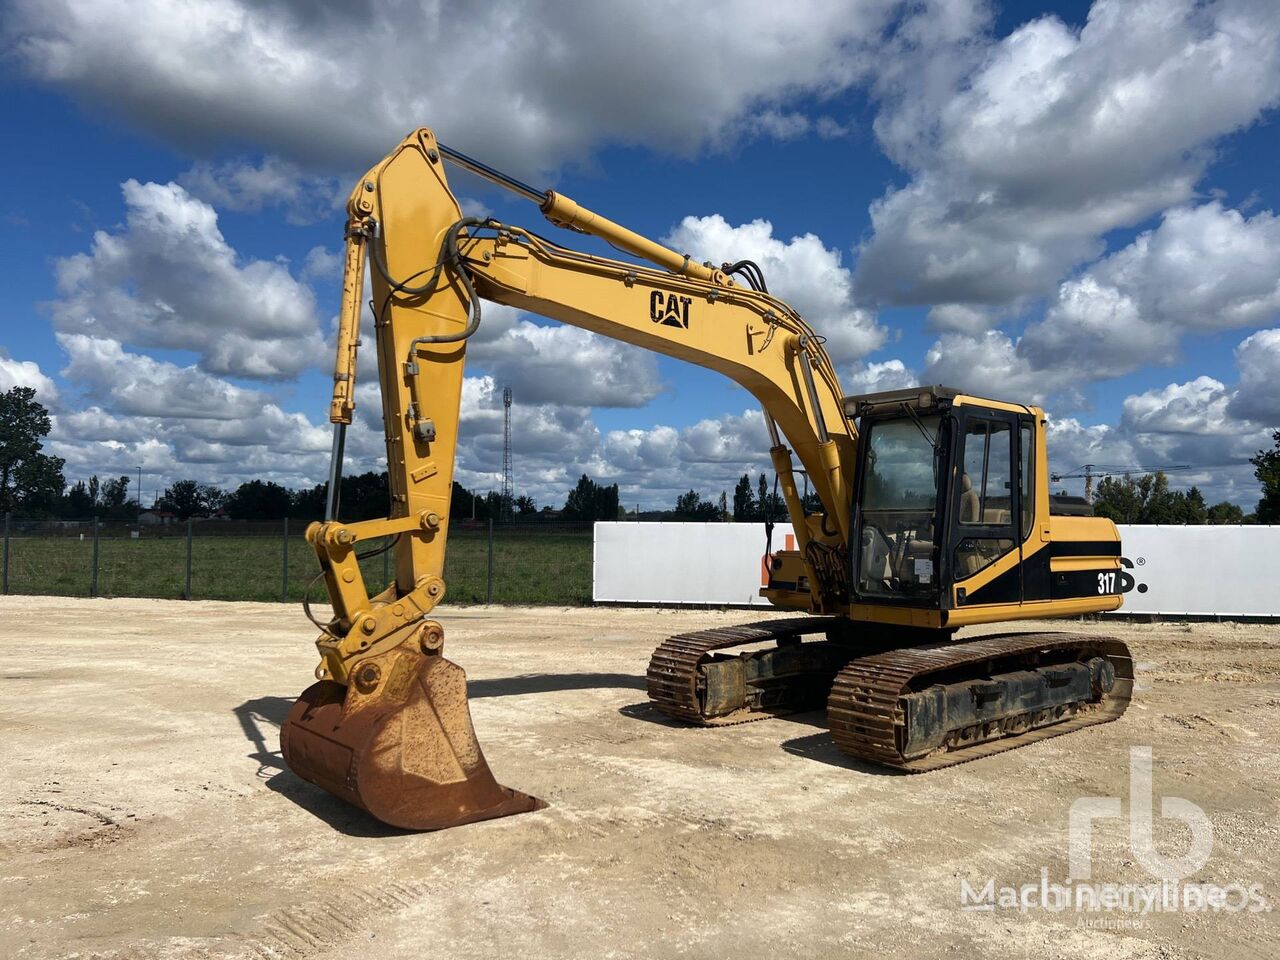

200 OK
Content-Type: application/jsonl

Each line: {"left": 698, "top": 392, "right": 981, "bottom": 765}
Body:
{"left": 232, "top": 671, "right": 645, "bottom": 835}
{"left": 233, "top": 696, "right": 409, "bottom": 837}
{"left": 467, "top": 672, "right": 645, "bottom": 698}
{"left": 619, "top": 703, "right": 832, "bottom": 731}
{"left": 780, "top": 731, "right": 909, "bottom": 776}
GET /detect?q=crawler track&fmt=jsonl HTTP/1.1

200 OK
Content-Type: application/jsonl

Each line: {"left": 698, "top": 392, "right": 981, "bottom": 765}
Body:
{"left": 827, "top": 632, "right": 1133, "bottom": 771}
{"left": 645, "top": 617, "right": 844, "bottom": 725}
{"left": 647, "top": 621, "right": 1133, "bottom": 770}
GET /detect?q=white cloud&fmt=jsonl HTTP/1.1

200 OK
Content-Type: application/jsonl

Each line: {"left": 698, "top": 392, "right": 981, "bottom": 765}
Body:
{"left": 844, "top": 358, "right": 918, "bottom": 395}
{"left": 922, "top": 330, "right": 1080, "bottom": 407}
{"left": 6, "top": 0, "right": 901, "bottom": 178}
{"left": 663, "top": 214, "right": 884, "bottom": 363}
{"left": 49, "top": 179, "right": 327, "bottom": 380}
{"left": 0, "top": 353, "right": 59, "bottom": 401}
{"left": 1229, "top": 328, "right": 1280, "bottom": 424}
{"left": 178, "top": 155, "right": 339, "bottom": 225}
{"left": 468, "top": 320, "right": 662, "bottom": 408}
{"left": 858, "top": 0, "right": 1280, "bottom": 306}
{"left": 302, "top": 245, "right": 343, "bottom": 283}
{"left": 1021, "top": 202, "right": 1280, "bottom": 380}
{"left": 926, "top": 303, "right": 997, "bottom": 335}
{"left": 57, "top": 333, "right": 266, "bottom": 419}
{"left": 48, "top": 336, "right": 333, "bottom": 492}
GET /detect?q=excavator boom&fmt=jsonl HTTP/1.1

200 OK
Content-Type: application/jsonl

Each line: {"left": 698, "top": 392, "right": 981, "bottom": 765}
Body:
{"left": 282, "top": 128, "right": 855, "bottom": 828}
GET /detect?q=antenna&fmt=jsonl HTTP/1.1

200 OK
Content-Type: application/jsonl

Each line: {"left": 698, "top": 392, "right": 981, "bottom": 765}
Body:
{"left": 501, "top": 386, "right": 514, "bottom": 522}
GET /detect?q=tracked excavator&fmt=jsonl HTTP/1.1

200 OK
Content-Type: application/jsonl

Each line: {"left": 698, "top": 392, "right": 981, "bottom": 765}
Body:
{"left": 280, "top": 128, "right": 1132, "bottom": 830}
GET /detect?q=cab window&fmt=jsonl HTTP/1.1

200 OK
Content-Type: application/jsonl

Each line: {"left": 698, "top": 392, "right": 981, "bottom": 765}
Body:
{"left": 955, "top": 418, "right": 1014, "bottom": 580}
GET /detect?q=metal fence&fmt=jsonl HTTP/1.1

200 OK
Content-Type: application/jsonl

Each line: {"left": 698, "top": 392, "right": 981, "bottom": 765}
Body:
{"left": 0, "top": 514, "right": 594, "bottom": 606}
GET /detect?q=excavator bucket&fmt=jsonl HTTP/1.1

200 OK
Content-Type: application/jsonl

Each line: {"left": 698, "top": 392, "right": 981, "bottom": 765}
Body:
{"left": 280, "top": 644, "right": 540, "bottom": 830}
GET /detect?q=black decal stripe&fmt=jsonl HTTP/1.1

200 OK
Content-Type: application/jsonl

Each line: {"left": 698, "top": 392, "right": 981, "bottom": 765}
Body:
{"left": 960, "top": 539, "right": 1120, "bottom": 606}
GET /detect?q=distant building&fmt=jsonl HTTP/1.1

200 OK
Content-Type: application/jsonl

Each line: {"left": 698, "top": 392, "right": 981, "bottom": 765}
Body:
{"left": 138, "top": 509, "right": 177, "bottom": 525}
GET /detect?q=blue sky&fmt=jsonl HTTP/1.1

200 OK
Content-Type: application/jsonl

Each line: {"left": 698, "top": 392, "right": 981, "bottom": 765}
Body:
{"left": 1, "top": 0, "right": 1278, "bottom": 510}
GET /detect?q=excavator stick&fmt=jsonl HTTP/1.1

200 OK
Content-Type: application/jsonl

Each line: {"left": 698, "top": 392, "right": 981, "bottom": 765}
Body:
{"left": 281, "top": 640, "right": 539, "bottom": 830}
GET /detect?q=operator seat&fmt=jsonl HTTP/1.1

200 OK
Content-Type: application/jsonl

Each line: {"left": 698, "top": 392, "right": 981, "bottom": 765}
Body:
{"left": 956, "top": 474, "right": 983, "bottom": 578}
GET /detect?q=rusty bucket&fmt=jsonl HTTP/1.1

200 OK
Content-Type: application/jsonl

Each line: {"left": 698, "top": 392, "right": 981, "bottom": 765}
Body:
{"left": 281, "top": 643, "right": 540, "bottom": 830}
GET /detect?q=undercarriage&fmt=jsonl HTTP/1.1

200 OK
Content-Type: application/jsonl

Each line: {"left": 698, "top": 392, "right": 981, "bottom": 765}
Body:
{"left": 647, "top": 618, "right": 1132, "bottom": 770}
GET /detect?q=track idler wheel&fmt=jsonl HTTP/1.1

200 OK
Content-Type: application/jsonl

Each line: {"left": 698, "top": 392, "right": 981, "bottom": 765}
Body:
{"left": 280, "top": 639, "right": 540, "bottom": 830}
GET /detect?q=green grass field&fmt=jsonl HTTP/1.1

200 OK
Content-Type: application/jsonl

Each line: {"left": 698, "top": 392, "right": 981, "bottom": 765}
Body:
{"left": 1, "top": 526, "right": 594, "bottom": 606}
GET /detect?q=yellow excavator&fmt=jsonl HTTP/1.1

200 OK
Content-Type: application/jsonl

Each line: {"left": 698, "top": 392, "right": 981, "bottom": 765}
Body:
{"left": 280, "top": 128, "right": 1132, "bottom": 830}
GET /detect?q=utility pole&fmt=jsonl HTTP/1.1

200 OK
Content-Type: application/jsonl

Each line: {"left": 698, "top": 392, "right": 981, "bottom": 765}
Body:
{"left": 136, "top": 466, "right": 143, "bottom": 520}
{"left": 1084, "top": 464, "right": 1095, "bottom": 504}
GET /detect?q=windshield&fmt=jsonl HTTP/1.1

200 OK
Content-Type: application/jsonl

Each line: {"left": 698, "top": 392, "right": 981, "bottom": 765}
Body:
{"left": 857, "top": 415, "right": 941, "bottom": 599}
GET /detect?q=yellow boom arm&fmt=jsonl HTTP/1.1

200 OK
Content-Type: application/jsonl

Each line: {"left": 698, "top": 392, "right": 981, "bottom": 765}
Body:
{"left": 307, "top": 128, "right": 855, "bottom": 686}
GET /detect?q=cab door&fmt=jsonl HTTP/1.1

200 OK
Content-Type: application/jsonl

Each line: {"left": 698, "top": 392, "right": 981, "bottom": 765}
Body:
{"left": 947, "top": 408, "right": 1021, "bottom": 606}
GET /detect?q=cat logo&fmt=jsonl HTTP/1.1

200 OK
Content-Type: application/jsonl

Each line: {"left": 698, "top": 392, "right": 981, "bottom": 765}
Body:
{"left": 650, "top": 291, "right": 692, "bottom": 329}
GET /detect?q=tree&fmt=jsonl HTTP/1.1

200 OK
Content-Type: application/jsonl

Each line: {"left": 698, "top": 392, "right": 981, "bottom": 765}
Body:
{"left": 99, "top": 476, "right": 134, "bottom": 518}
{"left": 673, "top": 489, "right": 720, "bottom": 521}
{"left": 1180, "top": 486, "right": 1208, "bottom": 525}
{"left": 732, "top": 474, "right": 755, "bottom": 521}
{"left": 1094, "top": 471, "right": 1212, "bottom": 525}
{"left": 291, "top": 483, "right": 327, "bottom": 521}
{"left": 717, "top": 491, "right": 729, "bottom": 522}
{"left": 0, "top": 386, "right": 65, "bottom": 517}
{"left": 562, "top": 474, "right": 619, "bottom": 520}
{"left": 1093, "top": 475, "right": 1144, "bottom": 523}
{"left": 1207, "top": 501, "right": 1245, "bottom": 524}
{"left": 755, "top": 471, "right": 784, "bottom": 522}
{"left": 225, "top": 480, "right": 293, "bottom": 520}
{"left": 514, "top": 494, "right": 537, "bottom": 516}
{"left": 62, "top": 480, "right": 95, "bottom": 518}
{"left": 1252, "top": 430, "right": 1280, "bottom": 524}
{"left": 156, "top": 480, "right": 224, "bottom": 519}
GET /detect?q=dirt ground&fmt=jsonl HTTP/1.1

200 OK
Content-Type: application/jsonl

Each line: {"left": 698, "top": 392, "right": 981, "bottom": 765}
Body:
{"left": 2, "top": 598, "right": 1277, "bottom": 960}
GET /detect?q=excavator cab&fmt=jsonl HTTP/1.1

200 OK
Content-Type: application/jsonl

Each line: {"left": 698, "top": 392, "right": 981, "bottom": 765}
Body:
{"left": 843, "top": 385, "right": 1126, "bottom": 623}
{"left": 850, "top": 385, "right": 1031, "bottom": 611}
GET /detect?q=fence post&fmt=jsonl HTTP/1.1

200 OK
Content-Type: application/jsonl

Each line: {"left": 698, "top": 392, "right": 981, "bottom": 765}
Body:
{"left": 281, "top": 516, "right": 289, "bottom": 603}
{"left": 2, "top": 511, "right": 10, "bottom": 595}
{"left": 184, "top": 518, "right": 193, "bottom": 600}
{"left": 88, "top": 514, "right": 100, "bottom": 599}
{"left": 487, "top": 517, "right": 495, "bottom": 604}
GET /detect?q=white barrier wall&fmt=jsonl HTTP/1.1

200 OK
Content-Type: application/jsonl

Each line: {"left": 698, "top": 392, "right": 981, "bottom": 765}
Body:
{"left": 592, "top": 522, "right": 1280, "bottom": 617}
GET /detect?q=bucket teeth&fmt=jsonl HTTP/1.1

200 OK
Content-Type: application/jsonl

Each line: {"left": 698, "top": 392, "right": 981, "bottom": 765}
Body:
{"left": 281, "top": 645, "right": 540, "bottom": 830}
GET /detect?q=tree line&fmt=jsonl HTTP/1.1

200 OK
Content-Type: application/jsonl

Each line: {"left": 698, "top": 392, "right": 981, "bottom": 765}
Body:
{"left": 2, "top": 387, "right": 1278, "bottom": 524}
{"left": 1090, "top": 462, "right": 1277, "bottom": 525}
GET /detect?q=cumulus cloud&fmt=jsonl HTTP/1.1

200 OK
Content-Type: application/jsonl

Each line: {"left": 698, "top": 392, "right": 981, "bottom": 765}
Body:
{"left": 663, "top": 214, "right": 884, "bottom": 363}
{"left": 1229, "top": 328, "right": 1280, "bottom": 424}
{"left": 49, "top": 179, "right": 327, "bottom": 380}
{"left": 922, "top": 330, "right": 1079, "bottom": 406}
{"left": 924, "top": 201, "right": 1280, "bottom": 402}
{"left": 0, "top": 352, "right": 59, "bottom": 401}
{"left": 1024, "top": 202, "right": 1280, "bottom": 376}
{"left": 57, "top": 333, "right": 268, "bottom": 419}
{"left": 844, "top": 358, "right": 918, "bottom": 395}
{"left": 48, "top": 335, "right": 332, "bottom": 491}
{"left": 858, "top": 0, "right": 1280, "bottom": 306}
{"left": 179, "top": 155, "right": 340, "bottom": 225}
{"left": 5, "top": 0, "right": 901, "bottom": 177}
{"left": 468, "top": 320, "right": 662, "bottom": 408}
{"left": 926, "top": 303, "right": 996, "bottom": 335}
